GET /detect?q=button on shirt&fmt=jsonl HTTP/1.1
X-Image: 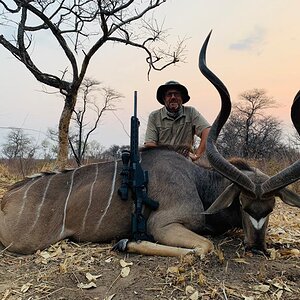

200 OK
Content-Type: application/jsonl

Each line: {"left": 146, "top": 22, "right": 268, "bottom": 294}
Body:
{"left": 144, "top": 106, "right": 210, "bottom": 148}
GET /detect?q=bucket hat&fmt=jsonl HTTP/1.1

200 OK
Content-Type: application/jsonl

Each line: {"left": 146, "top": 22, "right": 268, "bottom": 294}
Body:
{"left": 156, "top": 80, "right": 190, "bottom": 105}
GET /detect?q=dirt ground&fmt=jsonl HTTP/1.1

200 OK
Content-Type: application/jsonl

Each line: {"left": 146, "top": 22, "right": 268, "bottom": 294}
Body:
{"left": 0, "top": 200, "right": 299, "bottom": 300}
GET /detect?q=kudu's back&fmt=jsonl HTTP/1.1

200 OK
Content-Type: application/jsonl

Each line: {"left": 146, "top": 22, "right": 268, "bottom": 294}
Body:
{"left": 0, "top": 161, "right": 132, "bottom": 253}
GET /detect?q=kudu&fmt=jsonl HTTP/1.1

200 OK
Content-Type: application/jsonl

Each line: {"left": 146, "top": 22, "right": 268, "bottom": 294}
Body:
{"left": 1, "top": 33, "right": 300, "bottom": 256}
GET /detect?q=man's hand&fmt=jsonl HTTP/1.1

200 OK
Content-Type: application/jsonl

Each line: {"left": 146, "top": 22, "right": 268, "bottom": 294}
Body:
{"left": 144, "top": 142, "right": 157, "bottom": 148}
{"left": 189, "top": 152, "right": 200, "bottom": 161}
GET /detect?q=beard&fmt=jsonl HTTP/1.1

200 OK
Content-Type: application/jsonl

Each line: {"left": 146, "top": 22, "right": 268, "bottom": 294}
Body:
{"left": 166, "top": 102, "right": 181, "bottom": 112}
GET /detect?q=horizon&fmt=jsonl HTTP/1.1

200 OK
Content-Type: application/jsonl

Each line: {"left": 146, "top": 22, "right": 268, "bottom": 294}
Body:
{"left": 1, "top": 0, "right": 300, "bottom": 150}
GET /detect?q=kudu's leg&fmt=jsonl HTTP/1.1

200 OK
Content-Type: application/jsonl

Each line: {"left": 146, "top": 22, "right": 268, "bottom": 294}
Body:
{"left": 115, "top": 223, "right": 213, "bottom": 257}
{"left": 153, "top": 222, "right": 213, "bottom": 256}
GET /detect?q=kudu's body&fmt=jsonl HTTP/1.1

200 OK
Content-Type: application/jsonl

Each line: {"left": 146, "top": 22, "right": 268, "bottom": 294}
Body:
{"left": 0, "top": 148, "right": 265, "bottom": 255}
{"left": 1, "top": 32, "right": 300, "bottom": 256}
{"left": 0, "top": 150, "right": 226, "bottom": 254}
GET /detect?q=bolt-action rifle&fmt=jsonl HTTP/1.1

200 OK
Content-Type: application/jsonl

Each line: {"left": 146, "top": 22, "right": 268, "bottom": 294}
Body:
{"left": 118, "top": 91, "right": 159, "bottom": 241}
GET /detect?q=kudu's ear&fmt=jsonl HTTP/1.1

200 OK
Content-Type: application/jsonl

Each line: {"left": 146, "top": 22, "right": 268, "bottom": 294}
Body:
{"left": 277, "top": 187, "right": 300, "bottom": 207}
{"left": 202, "top": 183, "right": 241, "bottom": 214}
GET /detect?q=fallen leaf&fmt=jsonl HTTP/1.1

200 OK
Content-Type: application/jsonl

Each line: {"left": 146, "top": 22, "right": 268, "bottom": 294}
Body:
{"left": 77, "top": 282, "right": 97, "bottom": 289}
{"left": 252, "top": 284, "right": 270, "bottom": 292}
{"left": 20, "top": 283, "right": 32, "bottom": 293}
{"left": 59, "top": 261, "right": 68, "bottom": 273}
{"left": 50, "top": 246, "right": 63, "bottom": 257}
{"left": 232, "top": 258, "right": 250, "bottom": 264}
{"left": 120, "top": 259, "right": 133, "bottom": 268}
{"left": 120, "top": 266, "right": 130, "bottom": 278}
{"left": 39, "top": 251, "right": 51, "bottom": 259}
{"left": 189, "top": 291, "right": 199, "bottom": 300}
{"left": 276, "top": 290, "right": 283, "bottom": 299}
{"left": 290, "top": 249, "right": 300, "bottom": 256}
{"left": 268, "top": 248, "right": 278, "bottom": 260}
{"left": 39, "top": 247, "right": 62, "bottom": 259}
{"left": 105, "top": 257, "right": 113, "bottom": 263}
{"left": 280, "top": 248, "right": 300, "bottom": 257}
{"left": 167, "top": 266, "right": 179, "bottom": 274}
{"left": 66, "top": 252, "right": 76, "bottom": 257}
{"left": 176, "top": 275, "right": 185, "bottom": 284}
{"left": 86, "top": 272, "right": 102, "bottom": 282}
{"left": 186, "top": 285, "right": 196, "bottom": 295}
{"left": 198, "top": 272, "right": 206, "bottom": 286}
{"left": 270, "top": 281, "right": 292, "bottom": 292}
{"left": 104, "top": 294, "right": 116, "bottom": 300}
{"left": 215, "top": 247, "right": 224, "bottom": 263}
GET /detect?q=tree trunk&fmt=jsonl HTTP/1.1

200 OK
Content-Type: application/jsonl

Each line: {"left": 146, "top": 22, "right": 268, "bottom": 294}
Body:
{"left": 56, "top": 94, "right": 77, "bottom": 169}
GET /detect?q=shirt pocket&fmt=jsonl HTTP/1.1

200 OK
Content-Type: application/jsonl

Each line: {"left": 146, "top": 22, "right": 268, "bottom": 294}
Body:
{"left": 157, "top": 126, "right": 173, "bottom": 144}
{"left": 176, "top": 121, "right": 194, "bottom": 146}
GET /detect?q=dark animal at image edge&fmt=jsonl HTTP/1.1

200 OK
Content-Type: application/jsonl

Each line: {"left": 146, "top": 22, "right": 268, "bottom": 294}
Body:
{"left": 1, "top": 32, "right": 300, "bottom": 256}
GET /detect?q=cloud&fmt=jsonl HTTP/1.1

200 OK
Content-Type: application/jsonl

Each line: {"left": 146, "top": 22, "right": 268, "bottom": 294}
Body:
{"left": 229, "top": 26, "right": 266, "bottom": 52}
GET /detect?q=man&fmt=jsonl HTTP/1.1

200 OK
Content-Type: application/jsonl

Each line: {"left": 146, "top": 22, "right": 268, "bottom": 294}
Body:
{"left": 144, "top": 80, "right": 210, "bottom": 161}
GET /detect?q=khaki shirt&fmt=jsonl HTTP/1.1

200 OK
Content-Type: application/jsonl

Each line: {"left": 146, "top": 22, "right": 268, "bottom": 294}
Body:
{"left": 144, "top": 106, "right": 210, "bottom": 148}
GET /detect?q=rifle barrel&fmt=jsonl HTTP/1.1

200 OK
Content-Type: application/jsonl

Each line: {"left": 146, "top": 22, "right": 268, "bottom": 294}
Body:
{"left": 134, "top": 91, "right": 137, "bottom": 118}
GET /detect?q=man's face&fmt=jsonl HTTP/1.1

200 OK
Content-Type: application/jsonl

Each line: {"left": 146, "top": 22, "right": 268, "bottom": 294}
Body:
{"left": 163, "top": 88, "right": 183, "bottom": 112}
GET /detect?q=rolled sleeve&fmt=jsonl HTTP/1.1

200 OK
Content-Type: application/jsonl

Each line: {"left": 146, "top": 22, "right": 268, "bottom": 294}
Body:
{"left": 144, "top": 112, "right": 158, "bottom": 143}
{"left": 191, "top": 107, "right": 210, "bottom": 137}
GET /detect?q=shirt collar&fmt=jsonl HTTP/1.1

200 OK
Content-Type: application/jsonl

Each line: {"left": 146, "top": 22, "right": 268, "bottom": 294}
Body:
{"left": 161, "top": 106, "right": 186, "bottom": 120}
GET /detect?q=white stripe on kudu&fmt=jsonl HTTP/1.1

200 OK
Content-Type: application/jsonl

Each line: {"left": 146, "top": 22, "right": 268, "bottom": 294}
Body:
{"left": 95, "top": 160, "right": 118, "bottom": 232}
{"left": 16, "top": 177, "right": 44, "bottom": 227}
{"left": 29, "top": 174, "right": 57, "bottom": 233}
{"left": 249, "top": 215, "right": 267, "bottom": 230}
{"left": 60, "top": 169, "right": 77, "bottom": 238}
{"left": 6, "top": 178, "right": 35, "bottom": 198}
{"left": 81, "top": 163, "right": 99, "bottom": 234}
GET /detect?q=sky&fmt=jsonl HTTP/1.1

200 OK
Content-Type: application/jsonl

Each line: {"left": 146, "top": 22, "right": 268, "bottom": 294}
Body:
{"left": 1, "top": 0, "right": 300, "bottom": 150}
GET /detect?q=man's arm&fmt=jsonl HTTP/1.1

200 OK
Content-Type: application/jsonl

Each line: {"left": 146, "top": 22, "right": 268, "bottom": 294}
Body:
{"left": 190, "top": 127, "right": 210, "bottom": 161}
{"left": 144, "top": 112, "right": 158, "bottom": 147}
{"left": 144, "top": 141, "right": 157, "bottom": 148}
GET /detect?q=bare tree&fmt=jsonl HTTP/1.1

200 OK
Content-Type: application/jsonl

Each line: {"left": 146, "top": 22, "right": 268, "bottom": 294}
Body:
{"left": 2, "top": 128, "right": 36, "bottom": 159}
{"left": 218, "top": 89, "right": 285, "bottom": 159}
{"left": 69, "top": 78, "right": 122, "bottom": 166}
{"left": 289, "top": 129, "right": 300, "bottom": 151}
{"left": 0, "top": 1, "right": 185, "bottom": 168}
{"left": 102, "top": 144, "right": 129, "bottom": 161}
{"left": 85, "top": 140, "right": 105, "bottom": 161}
{"left": 40, "top": 138, "right": 58, "bottom": 160}
{"left": 1, "top": 128, "right": 38, "bottom": 176}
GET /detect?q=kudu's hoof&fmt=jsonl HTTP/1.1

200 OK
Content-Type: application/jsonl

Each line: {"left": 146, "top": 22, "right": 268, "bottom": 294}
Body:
{"left": 112, "top": 239, "right": 129, "bottom": 252}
